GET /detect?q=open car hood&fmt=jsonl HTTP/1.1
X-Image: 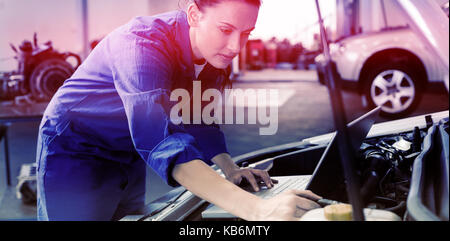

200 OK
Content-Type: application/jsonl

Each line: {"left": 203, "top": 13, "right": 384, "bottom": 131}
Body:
{"left": 393, "top": 0, "right": 449, "bottom": 91}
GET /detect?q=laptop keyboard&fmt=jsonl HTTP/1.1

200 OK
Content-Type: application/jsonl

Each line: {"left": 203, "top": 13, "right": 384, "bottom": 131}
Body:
{"left": 258, "top": 176, "right": 309, "bottom": 199}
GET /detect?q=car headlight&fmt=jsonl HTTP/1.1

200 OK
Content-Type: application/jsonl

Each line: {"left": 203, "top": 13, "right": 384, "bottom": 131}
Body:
{"left": 338, "top": 43, "right": 346, "bottom": 54}
{"left": 315, "top": 54, "right": 324, "bottom": 63}
{"left": 330, "top": 43, "right": 346, "bottom": 57}
{"left": 329, "top": 43, "right": 339, "bottom": 55}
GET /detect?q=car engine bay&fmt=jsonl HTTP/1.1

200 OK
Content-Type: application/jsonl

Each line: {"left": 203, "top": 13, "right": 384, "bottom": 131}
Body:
{"left": 309, "top": 117, "right": 449, "bottom": 220}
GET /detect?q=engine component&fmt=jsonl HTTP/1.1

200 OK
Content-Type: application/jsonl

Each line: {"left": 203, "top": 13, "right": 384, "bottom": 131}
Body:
{"left": 0, "top": 33, "right": 81, "bottom": 102}
{"left": 0, "top": 73, "right": 24, "bottom": 99}
{"left": 411, "top": 127, "right": 422, "bottom": 152}
{"left": 29, "top": 59, "right": 74, "bottom": 100}
{"left": 351, "top": 127, "right": 428, "bottom": 218}
{"left": 392, "top": 137, "right": 412, "bottom": 152}
{"left": 300, "top": 205, "right": 402, "bottom": 221}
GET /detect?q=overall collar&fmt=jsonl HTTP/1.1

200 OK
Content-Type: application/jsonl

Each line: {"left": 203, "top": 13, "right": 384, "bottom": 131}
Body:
{"left": 174, "top": 10, "right": 196, "bottom": 80}
{"left": 173, "top": 11, "right": 228, "bottom": 90}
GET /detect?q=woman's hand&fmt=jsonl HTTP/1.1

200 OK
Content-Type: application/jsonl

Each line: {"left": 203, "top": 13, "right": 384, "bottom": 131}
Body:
{"left": 256, "top": 190, "right": 322, "bottom": 221}
{"left": 225, "top": 167, "right": 276, "bottom": 191}
{"left": 211, "top": 153, "right": 276, "bottom": 191}
{"left": 173, "top": 159, "right": 322, "bottom": 221}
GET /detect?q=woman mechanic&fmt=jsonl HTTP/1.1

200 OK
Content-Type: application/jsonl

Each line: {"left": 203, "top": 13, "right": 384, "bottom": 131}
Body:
{"left": 36, "top": 0, "right": 321, "bottom": 221}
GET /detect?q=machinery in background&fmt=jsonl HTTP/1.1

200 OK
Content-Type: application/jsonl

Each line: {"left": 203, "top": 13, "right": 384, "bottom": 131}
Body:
{"left": 245, "top": 39, "right": 266, "bottom": 70}
{"left": 16, "top": 163, "right": 37, "bottom": 205}
{"left": 0, "top": 33, "right": 81, "bottom": 104}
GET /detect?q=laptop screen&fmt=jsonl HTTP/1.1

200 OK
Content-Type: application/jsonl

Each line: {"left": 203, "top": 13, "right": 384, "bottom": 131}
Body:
{"left": 305, "top": 107, "right": 381, "bottom": 201}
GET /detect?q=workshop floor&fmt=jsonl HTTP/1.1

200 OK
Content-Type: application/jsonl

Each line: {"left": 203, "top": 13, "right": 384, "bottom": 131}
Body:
{"left": 0, "top": 75, "right": 448, "bottom": 220}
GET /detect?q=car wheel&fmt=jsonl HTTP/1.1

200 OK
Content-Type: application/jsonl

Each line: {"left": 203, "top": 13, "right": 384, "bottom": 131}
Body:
{"left": 29, "top": 59, "right": 74, "bottom": 101}
{"left": 363, "top": 65, "right": 423, "bottom": 118}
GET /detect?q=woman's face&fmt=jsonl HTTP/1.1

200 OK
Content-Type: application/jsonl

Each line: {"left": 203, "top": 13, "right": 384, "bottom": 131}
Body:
{"left": 188, "top": 0, "right": 259, "bottom": 69}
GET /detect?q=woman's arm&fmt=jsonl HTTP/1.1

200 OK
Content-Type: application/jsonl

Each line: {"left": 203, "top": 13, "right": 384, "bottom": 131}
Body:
{"left": 211, "top": 153, "right": 239, "bottom": 177}
{"left": 172, "top": 159, "right": 322, "bottom": 221}
{"left": 172, "top": 159, "right": 262, "bottom": 220}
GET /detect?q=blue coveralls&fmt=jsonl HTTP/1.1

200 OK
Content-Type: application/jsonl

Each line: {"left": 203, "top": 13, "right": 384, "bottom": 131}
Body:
{"left": 36, "top": 10, "right": 229, "bottom": 221}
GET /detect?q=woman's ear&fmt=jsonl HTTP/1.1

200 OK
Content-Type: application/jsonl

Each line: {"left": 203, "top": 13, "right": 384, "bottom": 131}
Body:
{"left": 187, "top": 2, "right": 201, "bottom": 27}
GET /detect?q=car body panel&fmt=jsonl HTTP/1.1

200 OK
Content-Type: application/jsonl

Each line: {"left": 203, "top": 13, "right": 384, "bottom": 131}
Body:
{"left": 317, "top": 28, "right": 446, "bottom": 84}
{"left": 303, "top": 110, "right": 449, "bottom": 145}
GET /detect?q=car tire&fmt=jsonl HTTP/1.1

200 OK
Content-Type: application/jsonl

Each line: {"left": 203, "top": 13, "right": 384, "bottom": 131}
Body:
{"left": 363, "top": 63, "right": 424, "bottom": 118}
{"left": 29, "top": 58, "right": 74, "bottom": 101}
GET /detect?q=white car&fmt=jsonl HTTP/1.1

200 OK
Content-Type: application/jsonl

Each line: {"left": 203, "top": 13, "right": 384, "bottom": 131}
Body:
{"left": 315, "top": 26, "right": 448, "bottom": 117}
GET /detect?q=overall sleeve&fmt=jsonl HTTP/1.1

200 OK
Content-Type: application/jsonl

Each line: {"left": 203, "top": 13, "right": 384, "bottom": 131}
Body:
{"left": 182, "top": 123, "right": 229, "bottom": 165}
{"left": 107, "top": 26, "right": 204, "bottom": 187}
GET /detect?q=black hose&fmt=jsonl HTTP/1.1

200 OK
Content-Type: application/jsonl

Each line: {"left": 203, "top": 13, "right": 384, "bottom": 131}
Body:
{"left": 384, "top": 201, "right": 406, "bottom": 215}
{"left": 396, "top": 183, "right": 410, "bottom": 193}
{"left": 411, "top": 127, "right": 422, "bottom": 153}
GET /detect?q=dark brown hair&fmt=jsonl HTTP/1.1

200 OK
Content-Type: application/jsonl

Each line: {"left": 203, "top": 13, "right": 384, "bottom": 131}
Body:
{"left": 193, "top": 0, "right": 262, "bottom": 11}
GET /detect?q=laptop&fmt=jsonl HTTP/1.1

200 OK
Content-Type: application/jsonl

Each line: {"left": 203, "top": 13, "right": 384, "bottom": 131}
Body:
{"left": 201, "top": 107, "right": 381, "bottom": 219}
